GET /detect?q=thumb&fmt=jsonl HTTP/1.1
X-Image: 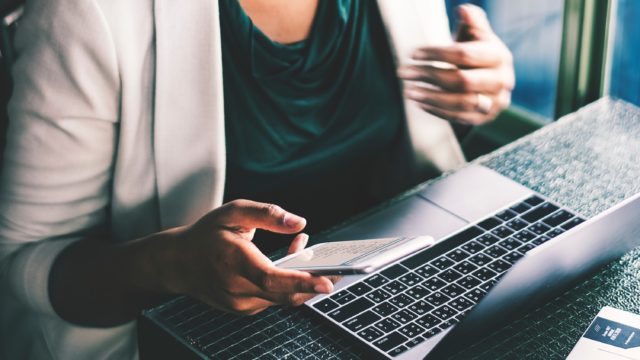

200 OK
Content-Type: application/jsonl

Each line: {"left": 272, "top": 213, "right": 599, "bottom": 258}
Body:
{"left": 214, "top": 199, "right": 307, "bottom": 234}
{"left": 455, "top": 4, "right": 493, "bottom": 42}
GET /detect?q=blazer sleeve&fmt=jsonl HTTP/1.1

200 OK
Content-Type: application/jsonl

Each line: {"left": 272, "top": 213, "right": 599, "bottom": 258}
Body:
{"left": 0, "top": 0, "right": 119, "bottom": 317}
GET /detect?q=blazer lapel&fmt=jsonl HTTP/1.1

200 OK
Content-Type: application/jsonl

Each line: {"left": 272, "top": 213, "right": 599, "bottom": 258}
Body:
{"left": 153, "top": 0, "right": 226, "bottom": 229}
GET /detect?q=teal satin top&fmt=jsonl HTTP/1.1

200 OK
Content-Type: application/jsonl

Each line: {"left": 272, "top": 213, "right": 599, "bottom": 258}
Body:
{"left": 220, "top": 0, "right": 406, "bottom": 244}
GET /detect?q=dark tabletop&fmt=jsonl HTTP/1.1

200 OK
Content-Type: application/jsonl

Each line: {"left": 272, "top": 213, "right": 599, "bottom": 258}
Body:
{"left": 144, "top": 97, "right": 640, "bottom": 359}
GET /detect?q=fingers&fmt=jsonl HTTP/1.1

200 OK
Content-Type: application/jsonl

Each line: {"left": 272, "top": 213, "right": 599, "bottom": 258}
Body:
{"left": 287, "top": 233, "right": 309, "bottom": 254}
{"left": 398, "top": 65, "right": 514, "bottom": 93}
{"left": 415, "top": 89, "right": 511, "bottom": 125}
{"left": 240, "top": 241, "right": 334, "bottom": 294}
{"left": 456, "top": 4, "right": 493, "bottom": 40}
{"left": 215, "top": 199, "right": 306, "bottom": 234}
{"left": 411, "top": 41, "right": 511, "bottom": 69}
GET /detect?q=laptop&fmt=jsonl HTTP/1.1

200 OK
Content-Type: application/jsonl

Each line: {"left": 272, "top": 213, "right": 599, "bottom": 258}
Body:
{"left": 142, "top": 164, "right": 640, "bottom": 359}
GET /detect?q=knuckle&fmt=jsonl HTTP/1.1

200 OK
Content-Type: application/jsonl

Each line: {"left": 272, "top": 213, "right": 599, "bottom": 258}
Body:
{"left": 455, "top": 46, "right": 473, "bottom": 64}
{"left": 263, "top": 203, "right": 284, "bottom": 219}
{"left": 259, "top": 271, "right": 274, "bottom": 290}
{"left": 453, "top": 70, "right": 472, "bottom": 91}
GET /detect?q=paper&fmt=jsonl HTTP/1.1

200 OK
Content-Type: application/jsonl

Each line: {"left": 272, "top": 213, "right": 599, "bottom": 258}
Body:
{"left": 567, "top": 306, "right": 640, "bottom": 360}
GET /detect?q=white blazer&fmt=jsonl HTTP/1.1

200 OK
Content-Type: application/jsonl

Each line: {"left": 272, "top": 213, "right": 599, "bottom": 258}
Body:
{"left": 0, "top": 0, "right": 465, "bottom": 358}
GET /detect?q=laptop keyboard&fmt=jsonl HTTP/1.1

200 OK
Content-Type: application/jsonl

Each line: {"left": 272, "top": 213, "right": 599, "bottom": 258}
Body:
{"left": 310, "top": 195, "right": 585, "bottom": 358}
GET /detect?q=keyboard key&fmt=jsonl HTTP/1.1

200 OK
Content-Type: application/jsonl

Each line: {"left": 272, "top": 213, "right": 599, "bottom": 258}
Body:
{"left": 478, "top": 217, "right": 502, "bottom": 230}
{"left": 485, "top": 245, "right": 507, "bottom": 258}
{"left": 468, "top": 253, "right": 492, "bottom": 266}
{"left": 542, "top": 210, "right": 574, "bottom": 227}
{"left": 517, "top": 243, "right": 536, "bottom": 254}
{"left": 405, "top": 336, "right": 426, "bottom": 349}
{"left": 480, "top": 280, "right": 497, "bottom": 292}
{"left": 408, "top": 300, "right": 434, "bottom": 316}
{"left": 562, "top": 217, "right": 585, "bottom": 230}
{"left": 528, "top": 222, "right": 551, "bottom": 235}
{"left": 446, "top": 249, "right": 471, "bottom": 262}
{"left": 438, "top": 269, "right": 463, "bottom": 282}
{"left": 392, "top": 309, "right": 417, "bottom": 324}
{"left": 398, "top": 273, "right": 424, "bottom": 287}
{"left": 521, "top": 202, "right": 559, "bottom": 223}
{"left": 532, "top": 235, "right": 551, "bottom": 245}
{"left": 496, "top": 209, "right": 518, "bottom": 221}
{"left": 450, "top": 296, "right": 474, "bottom": 311}
{"left": 472, "top": 268, "right": 498, "bottom": 281}
{"left": 372, "top": 302, "right": 398, "bottom": 317}
{"left": 505, "top": 218, "right": 528, "bottom": 231}
{"left": 381, "top": 264, "right": 409, "bottom": 280}
{"left": 374, "top": 318, "right": 402, "bottom": 333}
{"left": 416, "top": 314, "right": 441, "bottom": 329}
{"left": 348, "top": 282, "right": 373, "bottom": 296}
{"left": 344, "top": 311, "right": 381, "bottom": 332}
{"left": 405, "top": 285, "right": 430, "bottom": 300}
{"left": 510, "top": 202, "right": 531, "bottom": 213}
{"left": 388, "top": 344, "right": 409, "bottom": 357}
{"left": 389, "top": 294, "right": 414, "bottom": 308}
{"left": 498, "top": 238, "right": 523, "bottom": 251}
{"left": 373, "top": 332, "right": 408, "bottom": 352}
{"left": 364, "top": 274, "right": 389, "bottom": 288}
{"left": 453, "top": 261, "right": 478, "bottom": 275}
{"left": 465, "top": 288, "right": 487, "bottom": 303}
{"left": 423, "top": 277, "right": 447, "bottom": 291}
{"left": 432, "top": 305, "right": 457, "bottom": 320}
{"left": 313, "top": 298, "right": 339, "bottom": 313}
{"left": 502, "top": 252, "right": 524, "bottom": 264}
{"left": 328, "top": 298, "right": 374, "bottom": 322}
{"left": 476, "top": 234, "right": 500, "bottom": 246}
{"left": 524, "top": 195, "right": 544, "bottom": 206}
{"left": 366, "top": 289, "right": 392, "bottom": 303}
{"left": 383, "top": 281, "right": 408, "bottom": 296}
{"left": 431, "top": 257, "right": 455, "bottom": 270}
{"left": 399, "top": 323, "right": 425, "bottom": 338}
{"left": 441, "top": 283, "right": 466, "bottom": 298}
{"left": 330, "top": 290, "right": 351, "bottom": 302}
{"left": 487, "top": 259, "right": 511, "bottom": 273}
{"left": 415, "top": 265, "right": 439, "bottom": 278}
{"left": 423, "top": 327, "right": 443, "bottom": 339}
{"left": 461, "top": 241, "right": 485, "bottom": 254}
{"left": 440, "top": 318, "right": 458, "bottom": 330}
{"left": 333, "top": 292, "right": 356, "bottom": 305}
{"left": 513, "top": 229, "right": 536, "bottom": 242}
{"left": 456, "top": 275, "right": 481, "bottom": 290}
{"left": 491, "top": 226, "right": 514, "bottom": 239}
{"left": 546, "top": 228, "right": 565, "bottom": 238}
{"left": 425, "top": 292, "right": 450, "bottom": 307}
{"left": 358, "top": 326, "right": 384, "bottom": 342}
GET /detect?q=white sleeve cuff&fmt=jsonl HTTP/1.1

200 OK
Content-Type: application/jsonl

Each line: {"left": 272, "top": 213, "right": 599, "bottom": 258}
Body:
{"left": 7, "top": 239, "right": 78, "bottom": 317}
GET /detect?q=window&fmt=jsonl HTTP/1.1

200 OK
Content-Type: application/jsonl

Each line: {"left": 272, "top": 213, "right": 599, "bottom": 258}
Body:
{"left": 446, "top": 0, "right": 565, "bottom": 119}
{"left": 606, "top": 0, "right": 640, "bottom": 106}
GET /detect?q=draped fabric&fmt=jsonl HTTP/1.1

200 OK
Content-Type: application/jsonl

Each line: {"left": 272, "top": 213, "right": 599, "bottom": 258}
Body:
{"left": 220, "top": 0, "right": 407, "bottom": 247}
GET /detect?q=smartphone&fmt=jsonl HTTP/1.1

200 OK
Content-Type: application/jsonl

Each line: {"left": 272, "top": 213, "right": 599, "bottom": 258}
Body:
{"left": 274, "top": 236, "right": 434, "bottom": 275}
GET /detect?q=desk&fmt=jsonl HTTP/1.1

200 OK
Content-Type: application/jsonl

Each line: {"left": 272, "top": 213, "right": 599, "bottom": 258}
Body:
{"left": 141, "top": 98, "right": 640, "bottom": 359}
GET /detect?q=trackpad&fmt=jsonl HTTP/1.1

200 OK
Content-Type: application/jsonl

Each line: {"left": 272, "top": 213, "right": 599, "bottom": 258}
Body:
{"left": 325, "top": 195, "right": 467, "bottom": 242}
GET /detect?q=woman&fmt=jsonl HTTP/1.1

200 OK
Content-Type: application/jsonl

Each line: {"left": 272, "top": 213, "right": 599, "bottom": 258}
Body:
{"left": 0, "top": 0, "right": 513, "bottom": 358}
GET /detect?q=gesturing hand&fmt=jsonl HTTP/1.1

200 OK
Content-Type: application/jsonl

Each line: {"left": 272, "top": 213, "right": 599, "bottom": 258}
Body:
{"left": 398, "top": 4, "right": 515, "bottom": 125}
{"left": 160, "top": 200, "right": 334, "bottom": 315}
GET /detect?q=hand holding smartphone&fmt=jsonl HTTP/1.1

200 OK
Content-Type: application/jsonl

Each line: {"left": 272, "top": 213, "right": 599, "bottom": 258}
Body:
{"left": 275, "top": 236, "right": 434, "bottom": 275}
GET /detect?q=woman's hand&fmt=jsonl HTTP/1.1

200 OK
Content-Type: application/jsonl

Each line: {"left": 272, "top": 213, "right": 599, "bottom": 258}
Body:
{"left": 157, "top": 199, "right": 334, "bottom": 315}
{"left": 398, "top": 4, "right": 515, "bottom": 126}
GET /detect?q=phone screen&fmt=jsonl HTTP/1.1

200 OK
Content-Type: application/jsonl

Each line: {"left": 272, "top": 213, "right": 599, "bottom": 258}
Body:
{"left": 277, "top": 237, "right": 410, "bottom": 269}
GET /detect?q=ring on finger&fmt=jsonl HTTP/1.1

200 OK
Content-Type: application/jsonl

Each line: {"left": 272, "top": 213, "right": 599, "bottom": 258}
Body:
{"left": 476, "top": 93, "right": 493, "bottom": 114}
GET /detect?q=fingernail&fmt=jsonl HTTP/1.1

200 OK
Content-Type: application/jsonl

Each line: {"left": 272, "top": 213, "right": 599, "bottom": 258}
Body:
{"left": 300, "top": 234, "right": 309, "bottom": 247}
{"left": 284, "top": 213, "right": 306, "bottom": 228}
{"left": 404, "top": 88, "right": 422, "bottom": 100}
{"left": 412, "top": 49, "right": 428, "bottom": 60}
{"left": 314, "top": 283, "right": 333, "bottom": 294}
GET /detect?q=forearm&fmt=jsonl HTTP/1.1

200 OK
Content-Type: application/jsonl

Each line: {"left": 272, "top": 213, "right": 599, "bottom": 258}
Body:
{"left": 48, "top": 230, "right": 179, "bottom": 327}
